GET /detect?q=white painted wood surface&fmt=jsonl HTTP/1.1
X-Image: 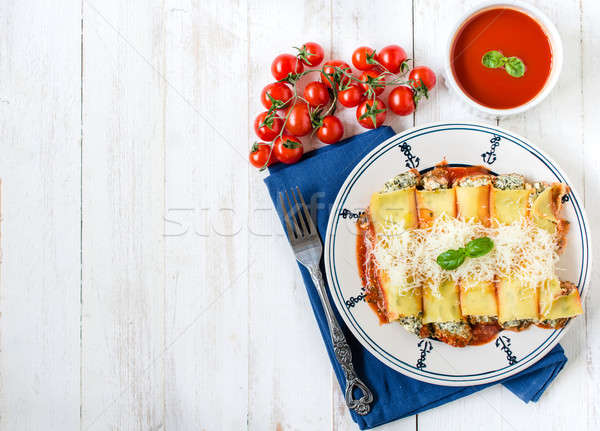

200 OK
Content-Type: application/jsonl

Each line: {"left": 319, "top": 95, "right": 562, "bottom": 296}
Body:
{"left": 0, "top": 0, "right": 598, "bottom": 429}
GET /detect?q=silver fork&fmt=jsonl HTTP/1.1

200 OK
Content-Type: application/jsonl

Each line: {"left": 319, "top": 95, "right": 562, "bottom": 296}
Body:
{"left": 279, "top": 187, "right": 373, "bottom": 416}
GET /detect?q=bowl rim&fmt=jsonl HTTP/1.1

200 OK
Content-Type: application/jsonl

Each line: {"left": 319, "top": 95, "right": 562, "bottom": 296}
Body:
{"left": 444, "top": 0, "right": 563, "bottom": 117}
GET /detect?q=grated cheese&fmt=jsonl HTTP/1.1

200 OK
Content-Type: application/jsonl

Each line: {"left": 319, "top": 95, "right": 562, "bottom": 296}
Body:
{"left": 370, "top": 213, "right": 559, "bottom": 297}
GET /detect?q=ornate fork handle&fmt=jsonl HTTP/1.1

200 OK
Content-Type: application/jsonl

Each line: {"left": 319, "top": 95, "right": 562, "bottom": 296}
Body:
{"left": 308, "top": 266, "right": 374, "bottom": 415}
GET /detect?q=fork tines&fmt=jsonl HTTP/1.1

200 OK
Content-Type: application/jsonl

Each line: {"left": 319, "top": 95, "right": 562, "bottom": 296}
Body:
{"left": 279, "top": 187, "right": 316, "bottom": 241}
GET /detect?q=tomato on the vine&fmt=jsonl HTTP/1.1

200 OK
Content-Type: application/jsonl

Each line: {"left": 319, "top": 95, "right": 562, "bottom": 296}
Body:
{"left": 321, "top": 60, "right": 352, "bottom": 89}
{"left": 388, "top": 86, "right": 415, "bottom": 116}
{"left": 378, "top": 45, "right": 408, "bottom": 74}
{"left": 409, "top": 66, "right": 436, "bottom": 90}
{"left": 338, "top": 84, "right": 364, "bottom": 108}
{"left": 352, "top": 46, "right": 378, "bottom": 71}
{"left": 356, "top": 98, "right": 386, "bottom": 129}
{"left": 271, "top": 54, "right": 304, "bottom": 81}
{"left": 359, "top": 70, "right": 385, "bottom": 96}
{"left": 260, "top": 82, "right": 293, "bottom": 110}
{"left": 254, "top": 112, "right": 284, "bottom": 141}
{"left": 316, "top": 115, "right": 344, "bottom": 145}
{"left": 273, "top": 135, "right": 303, "bottom": 164}
{"left": 249, "top": 142, "right": 278, "bottom": 168}
{"left": 303, "top": 81, "right": 330, "bottom": 108}
{"left": 285, "top": 103, "right": 313, "bottom": 137}
{"left": 296, "top": 42, "right": 324, "bottom": 67}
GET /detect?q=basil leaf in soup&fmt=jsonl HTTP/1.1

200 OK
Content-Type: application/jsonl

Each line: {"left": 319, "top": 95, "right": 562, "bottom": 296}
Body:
{"left": 505, "top": 57, "right": 525, "bottom": 78}
{"left": 482, "top": 50, "right": 505, "bottom": 68}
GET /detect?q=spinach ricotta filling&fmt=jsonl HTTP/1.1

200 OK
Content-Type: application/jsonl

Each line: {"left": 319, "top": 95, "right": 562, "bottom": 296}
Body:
{"left": 421, "top": 169, "right": 450, "bottom": 190}
{"left": 383, "top": 171, "right": 418, "bottom": 192}
{"left": 398, "top": 314, "right": 423, "bottom": 336}
{"left": 539, "top": 318, "right": 568, "bottom": 329}
{"left": 501, "top": 319, "right": 534, "bottom": 330}
{"left": 434, "top": 321, "right": 472, "bottom": 339}
{"left": 457, "top": 175, "right": 491, "bottom": 188}
{"left": 493, "top": 174, "right": 526, "bottom": 190}
{"left": 468, "top": 315, "right": 497, "bottom": 324}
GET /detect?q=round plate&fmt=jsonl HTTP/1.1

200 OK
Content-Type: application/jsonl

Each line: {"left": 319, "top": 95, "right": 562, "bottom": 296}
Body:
{"left": 324, "top": 122, "right": 591, "bottom": 386}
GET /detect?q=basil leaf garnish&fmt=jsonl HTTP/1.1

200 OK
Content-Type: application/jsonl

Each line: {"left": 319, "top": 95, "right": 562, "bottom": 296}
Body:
{"left": 504, "top": 57, "right": 525, "bottom": 78}
{"left": 482, "top": 50, "right": 505, "bottom": 68}
{"left": 436, "top": 249, "right": 466, "bottom": 270}
{"left": 437, "top": 237, "right": 494, "bottom": 270}
{"left": 481, "top": 50, "right": 525, "bottom": 78}
{"left": 465, "top": 236, "right": 494, "bottom": 258}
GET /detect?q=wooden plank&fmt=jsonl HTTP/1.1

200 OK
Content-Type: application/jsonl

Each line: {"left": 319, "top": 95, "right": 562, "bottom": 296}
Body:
{"left": 582, "top": 0, "right": 600, "bottom": 429}
{"left": 161, "top": 1, "right": 250, "bottom": 430}
{"left": 246, "top": 1, "right": 334, "bottom": 429}
{"left": 81, "top": 2, "right": 166, "bottom": 429}
{"left": 0, "top": 1, "right": 81, "bottom": 429}
{"left": 330, "top": 0, "right": 415, "bottom": 429}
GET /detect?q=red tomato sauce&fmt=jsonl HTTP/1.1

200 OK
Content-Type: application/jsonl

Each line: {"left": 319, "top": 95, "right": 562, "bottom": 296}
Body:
{"left": 356, "top": 215, "right": 389, "bottom": 324}
{"left": 447, "top": 166, "right": 490, "bottom": 184}
{"left": 470, "top": 323, "right": 502, "bottom": 345}
{"left": 451, "top": 7, "right": 552, "bottom": 109}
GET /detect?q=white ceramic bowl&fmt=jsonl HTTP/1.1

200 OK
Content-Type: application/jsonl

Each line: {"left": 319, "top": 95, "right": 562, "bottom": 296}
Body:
{"left": 444, "top": 1, "right": 563, "bottom": 117}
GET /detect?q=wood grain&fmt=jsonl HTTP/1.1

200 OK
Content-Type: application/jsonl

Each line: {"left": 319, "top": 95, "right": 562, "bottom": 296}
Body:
{"left": 162, "top": 1, "right": 250, "bottom": 429}
{"left": 81, "top": 1, "right": 166, "bottom": 429}
{"left": 0, "top": 1, "right": 81, "bottom": 429}
{"left": 582, "top": 0, "right": 600, "bottom": 429}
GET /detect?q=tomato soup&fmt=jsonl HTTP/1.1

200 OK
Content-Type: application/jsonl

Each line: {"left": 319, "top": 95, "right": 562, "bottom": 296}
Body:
{"left": 451, "top": 7, "right": 552, "bottom": 109}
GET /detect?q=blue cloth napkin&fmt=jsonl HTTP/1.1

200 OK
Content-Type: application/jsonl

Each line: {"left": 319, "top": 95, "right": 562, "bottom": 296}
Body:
{"left": 264, "top": 127, "right": 568, "bottom": 430}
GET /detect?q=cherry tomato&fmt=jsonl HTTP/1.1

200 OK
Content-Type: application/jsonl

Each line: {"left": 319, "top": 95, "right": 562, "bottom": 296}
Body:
{"left": 285, "top": 103, "right": 312, "bottom": 137}
{"left": 359, "top": 70, "right": 385, "bottom": 96}
{"left": 271, "top": 54, "right": 304, "bottom": 81}
{"left": 304, "top": 81, "right": 330, "bottom": 108}
{"left": 297, "top": 42, "right": 324, "bottom": 67}
{"left": 316, "top": 115, "right": 344, "bottom": 145}
{"left": 388, "top": 86, "right": 415, "bottom": 116}
{"left": 249, "top": 142, "right": 278, "bottom": 168}
{"left": 378, "top": 45, "right": 408, "bottom": 74}
{"left": 409, "top": 66, "right": 436, "bottom": 90}
{"left": 352, "top": 46, "right": 377, "bottom": 71}
{"left": 320, "top": 60, "right": 352, "bottom": 89}
{"left": 273, "top": 135, "right": 303, "bottom": 164}
{"left": 254, "top": 112, "right": 284, "bottom": 141}
{"left": 260, "top": 82, "right": 294, "bottom": 110}
{"left": 356, "top": 98, "right": 386, "bottom": 129}
{"left": 338, "top": 84, "right": 365, "bottom": 108}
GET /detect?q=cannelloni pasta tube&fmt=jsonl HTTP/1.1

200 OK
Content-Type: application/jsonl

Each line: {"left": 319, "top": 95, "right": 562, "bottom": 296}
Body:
{"left": 530, "top": 183, "right": 582, "bottom": 328}
{"left": 491, "top": 174, "right": 538, "bottom": 329}
{"left": 418, "top": 167, "right": 472, "bottom": 346}
{"left": 455, "top": 175, "right": 498, "bottom": 322}
{"left": 368, "top": 171, "right": 424, "bottom": 333}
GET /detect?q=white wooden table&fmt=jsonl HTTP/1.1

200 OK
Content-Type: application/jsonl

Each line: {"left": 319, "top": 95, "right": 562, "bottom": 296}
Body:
{"left": 1, "top": 0, "right": 598, "bottom": 429}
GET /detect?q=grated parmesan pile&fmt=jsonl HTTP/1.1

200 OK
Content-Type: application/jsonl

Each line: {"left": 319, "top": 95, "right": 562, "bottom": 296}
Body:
{"left": 371, "top": 213, "right": 559, "bottom": 296}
